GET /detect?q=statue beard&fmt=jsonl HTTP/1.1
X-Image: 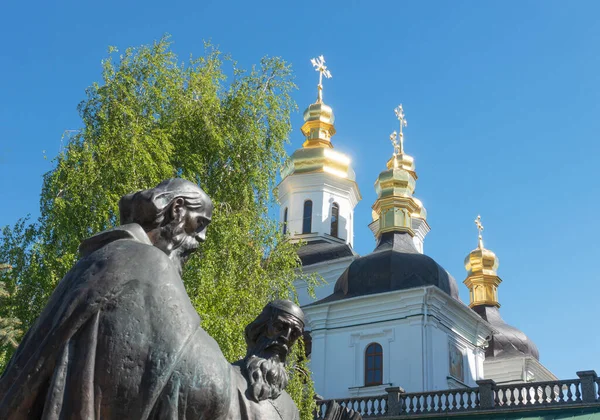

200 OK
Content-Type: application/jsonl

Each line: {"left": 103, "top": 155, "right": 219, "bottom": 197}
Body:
{"left": 245, "top": 337, "right": 289, "bottom": 402}
{"left": 159, "top": 220, "right": 199, "bottom": 274}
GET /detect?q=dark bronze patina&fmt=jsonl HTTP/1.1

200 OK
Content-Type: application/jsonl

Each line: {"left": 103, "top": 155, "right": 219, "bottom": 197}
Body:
{"left": 0, "top": 178, "right": 304, "bottom": 420}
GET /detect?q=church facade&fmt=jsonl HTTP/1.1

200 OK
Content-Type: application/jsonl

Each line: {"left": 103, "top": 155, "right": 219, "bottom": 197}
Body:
{"left": 277, "top": 57, "right": 560, "bottom": 404}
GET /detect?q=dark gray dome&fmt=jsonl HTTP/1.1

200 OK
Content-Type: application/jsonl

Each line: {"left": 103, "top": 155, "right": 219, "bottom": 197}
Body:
{"left": 473, "top": 305, "right": 539, "bottom": 360}
{"left": 317, "top": 232, "right": 460, "bottom": 303}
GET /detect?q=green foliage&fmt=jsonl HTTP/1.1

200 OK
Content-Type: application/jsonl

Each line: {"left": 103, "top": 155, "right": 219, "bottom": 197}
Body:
{"left": 0, "top": 35, "right": 316, "bottom": 418}
{"left": 0, "top": 277, "right": 21, "bottom": 352}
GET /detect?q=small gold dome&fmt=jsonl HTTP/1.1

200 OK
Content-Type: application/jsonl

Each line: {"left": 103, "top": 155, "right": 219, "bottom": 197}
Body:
{"left": 303, "top": 101, "right": 335, "bottom": 126}
{"left": 371, "top": 105, "right": 427, "bottom": 239}
{"left": 465, "top": 246, "right": 499, "bottom": 277}
{"left": 463, "top": 216, "right": 502, "bottom": 308}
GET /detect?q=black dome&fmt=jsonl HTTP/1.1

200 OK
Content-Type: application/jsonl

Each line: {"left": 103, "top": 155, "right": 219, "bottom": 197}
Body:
{"left": 317, "top": 232, "right": 460, "bottom": 303}
{"left": 473, "top": 305, "right": 539, "bottom": 360}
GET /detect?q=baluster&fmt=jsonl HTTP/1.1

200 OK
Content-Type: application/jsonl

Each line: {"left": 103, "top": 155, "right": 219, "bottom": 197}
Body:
{"left": 501, "top": 388, "right": 509, "bottom": 406}
{"left": 567, "top": 382, "right": 574, "bottom": 402}
{"left": 575, "top": 382, "right": 582, "bottom": 402}
{"left": 444, "top": 391, "right": 451, "bottom": 411}
{"left": 414, "top": 395, "right": 421, "bottom": 413}
{"left": 465, "top": 390, "right": 472, "bottom": 409}
{"left": 541, "top": 385, "right": 549, "bottom": 404}
{"left": 408, "top": 396, "right": 415, "bottom": 413}
{"left": 516, "top": 387, "right": 524, "bottom": 406}
{"left": 509, "top": 387, "right": 516, "bottom": 406}
{"left": 550, "top": 385, "right": 560, "bottom": 403}
{"left": 400, "top": 395, "right": 407, "bottom": 414}
{"left": 534, "top": 385, "right": 541, "bottom": 404}
{"left": 474, "top": 390, "right": 480, "bottom": 409}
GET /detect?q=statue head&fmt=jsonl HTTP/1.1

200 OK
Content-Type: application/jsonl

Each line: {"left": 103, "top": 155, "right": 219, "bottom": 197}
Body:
{"left": 118, "top": 178, "right": 213, "bottom": 273}
{"left": 242, "top": 300, "right": 305, "bottom": 402}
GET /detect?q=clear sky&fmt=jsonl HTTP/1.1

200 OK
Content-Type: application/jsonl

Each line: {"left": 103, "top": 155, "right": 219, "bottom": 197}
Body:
{"left": 1, "top": 0, "right": 598, "bottom": 381}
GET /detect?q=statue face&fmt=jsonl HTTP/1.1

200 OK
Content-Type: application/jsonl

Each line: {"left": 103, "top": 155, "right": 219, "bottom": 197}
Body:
{"left": 181, "top": 205, "right": 213, "bottom": 248}
{"left": 153, "top": 198, "right": 213, "bottom": 273}
{"left": 260, "top": 313, "right": 303, "bottom": 360}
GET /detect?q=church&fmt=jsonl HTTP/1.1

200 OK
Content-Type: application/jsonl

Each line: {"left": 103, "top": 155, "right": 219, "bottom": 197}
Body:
{"left": 276, "top": 57, "right": 598, "bottom": 416}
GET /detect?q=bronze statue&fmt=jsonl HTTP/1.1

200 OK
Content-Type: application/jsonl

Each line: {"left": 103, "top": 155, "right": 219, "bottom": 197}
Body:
{"left": 0, "top": 179, "right": 304, "bottom": 420}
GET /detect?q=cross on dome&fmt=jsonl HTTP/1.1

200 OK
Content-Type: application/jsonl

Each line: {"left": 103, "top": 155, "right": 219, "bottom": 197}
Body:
{"left": 475, "top": 215, "right": 484, "bottom": 249}
{"left": 310, "top": 55, "right": 332, "bottom": 103}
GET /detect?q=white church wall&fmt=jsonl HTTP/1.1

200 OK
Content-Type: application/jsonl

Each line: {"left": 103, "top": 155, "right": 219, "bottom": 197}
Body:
{"left": 304, "top": 287, "right": 493, "bottom": 400}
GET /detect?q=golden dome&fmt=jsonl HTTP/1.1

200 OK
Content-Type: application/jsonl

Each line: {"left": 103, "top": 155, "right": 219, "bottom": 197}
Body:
{"left": 371, "top": 105, "right": 426, "bottom": 238}
{"left": 463, "top": 216, "right": 502, "bottom": 308}
{"left": 300, "top": 101, "right": 336, "bottom": 149}
{"left": 281, "top": 55, "right": 356, "bottom": 182}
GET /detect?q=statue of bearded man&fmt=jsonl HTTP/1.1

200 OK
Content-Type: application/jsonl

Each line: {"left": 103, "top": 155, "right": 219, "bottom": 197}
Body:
{"left": 229, "top": 300, "right": 304, "bottom": 419}
{"left": 0, "top": 179, "right": 304, "bottom": 420}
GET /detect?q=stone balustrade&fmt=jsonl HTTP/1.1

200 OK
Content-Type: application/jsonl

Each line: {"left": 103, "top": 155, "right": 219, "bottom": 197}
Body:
{"left": 314, "top": 370, "right": 599, "bottom": 419}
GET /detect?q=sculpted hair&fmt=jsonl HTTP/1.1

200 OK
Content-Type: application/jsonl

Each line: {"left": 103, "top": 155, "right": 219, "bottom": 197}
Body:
{"left": 119, "top": 179, "right": 209, "bottom": 231}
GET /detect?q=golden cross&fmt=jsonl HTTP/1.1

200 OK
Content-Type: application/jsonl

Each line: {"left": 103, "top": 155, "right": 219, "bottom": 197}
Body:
{"left": 475, "top": 215, "right": 484, "bottom": 249}
{"left": 394, "top": 104, "right": 408, "bottom": 154}
{"left": 311, "top": 55, "right": 332, "bottom": 102}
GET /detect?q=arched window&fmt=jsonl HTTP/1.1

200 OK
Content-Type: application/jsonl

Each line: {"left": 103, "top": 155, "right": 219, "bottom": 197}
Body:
{"left": 365, "top": 343, "right": 383, "bottom": 386}
{"left": 283, "top": 208, "right": 288, "bottom": 235}
{"left": 302, "top": 200, "right": 312, "bottom": 234}
{"left": 330, "top": 202, "right": 339, "bottom": 237}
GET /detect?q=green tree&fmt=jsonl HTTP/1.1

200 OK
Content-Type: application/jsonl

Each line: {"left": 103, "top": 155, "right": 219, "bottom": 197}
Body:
{"left": 0, "top": 36, "right": 316, "bottom": 418}
{"left": 0, "top": 265, "right": 21, "bottom": 353}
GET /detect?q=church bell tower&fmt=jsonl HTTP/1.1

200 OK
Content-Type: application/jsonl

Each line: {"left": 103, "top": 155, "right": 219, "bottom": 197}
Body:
{"left": 277, "top": 56, "right": 361, "bottom": 247}
{"left": 277, "top": 56, "right": 361, "bottom": 305}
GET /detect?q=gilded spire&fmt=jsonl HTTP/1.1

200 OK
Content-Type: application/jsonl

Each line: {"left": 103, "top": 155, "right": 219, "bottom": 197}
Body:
{"left": 475, "top": 215, "right": 484, "bottom": 249}
{"left": 371, "top": 104, "right": 427, "bottom": 238}
{"left": 310, "top": 55, "right": 332, "bottom": 103}
{"left": 463, "top": 215, "right": 502, "bottom": 308}
{"left": 301, "top": 55, "right": 336, "bottom": 149}
{"left": 281, "top": 56, "right": 355, "bottom": 182}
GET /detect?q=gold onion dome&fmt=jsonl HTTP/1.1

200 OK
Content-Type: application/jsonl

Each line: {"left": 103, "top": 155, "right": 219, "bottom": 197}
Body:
{"left": 281, "top": 56, "right": 354, "bottom": 181}
{"left": 371, "top": 105, "right": 427, "bottom": 238}
{"left": 465, "top": 217, "right": 540, "bottom": 360}
{"left": 328, "top": 104, "right": 459, "bottom": 302}
{"left": 463, "top": 216, "right": 501, "bottom": 308}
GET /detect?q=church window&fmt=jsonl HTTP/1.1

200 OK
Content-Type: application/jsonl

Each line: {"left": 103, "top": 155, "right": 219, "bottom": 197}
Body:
{"left": 330, "top": 202, "right": 339, "bottom": 237}
{"left": 302, "top": 200, "right": 312, "bottom": 234}
{"left": 365, "top": 343, "right": 383, "bottom": 386}
{"left": 283, "top": 208, "right": 288, "bottom": 235}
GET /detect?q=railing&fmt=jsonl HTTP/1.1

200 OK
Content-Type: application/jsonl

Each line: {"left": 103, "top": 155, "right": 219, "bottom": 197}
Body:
{"left": 494, "top": 379, "right": 581, "bottom": 407}
{"left": 398, "top": 388, "right": 480, "bottom": 413}
{"left": 314, "top": 370, "right": 600, "bottom": 419}
{"left": 315, "top": 395, "right": 387, "bottom": 418}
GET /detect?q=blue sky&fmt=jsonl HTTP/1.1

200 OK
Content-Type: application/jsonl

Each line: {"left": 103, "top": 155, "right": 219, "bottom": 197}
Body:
{"left": 1, "top": 1, "right": 598, "bottom": 381}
